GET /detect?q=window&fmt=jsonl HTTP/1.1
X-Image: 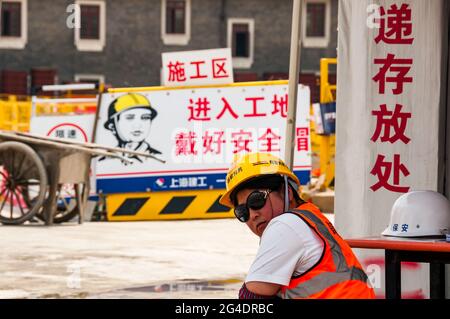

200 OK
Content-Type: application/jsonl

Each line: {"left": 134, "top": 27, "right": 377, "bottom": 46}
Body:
{"left": 0, "top": 0, "right": 27, "bottom": 49}
{"left": 161, "top": 0, "right": 191, "bottom": 45}
{"left": 302, "top": 0, "right": 330, "bottom": 48}
{"left": 306, "top": 3, "right": 326, "bottom": 37}
{"left": 75, "top": 0, "right": 105, "bottom": 52}
{"left": 166, "top": 0, "right": 185, "bottom": 34}
{"left": 227, "top": 18, "right": 254, "bottom": 69}
{"left": 232, "top": 24, "right": 249, "bottom": 57}
{"left": 80, "top": 5, "right": 100, "bottom": 39}
{"left": 1, "top": 2, "right": 21, "bottom": 36}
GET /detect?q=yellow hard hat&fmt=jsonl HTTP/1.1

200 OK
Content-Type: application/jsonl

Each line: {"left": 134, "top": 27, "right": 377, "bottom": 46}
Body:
{"left": 113, "top": 93, "right": 152, "bottom": 113}
{"left": 104, "top": 93, "right": 157, "bottom": 129}
{"left": 219, "top": 152, "right": 300, "bottom": 208}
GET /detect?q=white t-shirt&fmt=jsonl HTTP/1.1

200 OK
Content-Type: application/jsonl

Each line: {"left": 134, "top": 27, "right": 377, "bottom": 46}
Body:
{"left": 245, "top": 212, "right": 325, "bottom": 286}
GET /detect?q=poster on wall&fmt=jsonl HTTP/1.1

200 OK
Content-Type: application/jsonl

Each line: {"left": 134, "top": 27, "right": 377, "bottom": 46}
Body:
{"left": 94, "top": 83, "right": 311, "bottom": 194}
{"left": 29, "top": 114, "right": 97, "bottom": 195}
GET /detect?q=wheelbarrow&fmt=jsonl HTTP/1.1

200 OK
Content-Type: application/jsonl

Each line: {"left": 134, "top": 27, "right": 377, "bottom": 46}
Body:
{"left": 0, "top": 130, "right": 164, "bottom": 225}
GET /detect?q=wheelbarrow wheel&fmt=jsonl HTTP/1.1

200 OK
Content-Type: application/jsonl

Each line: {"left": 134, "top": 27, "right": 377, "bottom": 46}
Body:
{"left": 35, "top": 183, "right": 79, "bottom": 223}
{"left": 0, "top": 141, "right": 48, "bottom": 225}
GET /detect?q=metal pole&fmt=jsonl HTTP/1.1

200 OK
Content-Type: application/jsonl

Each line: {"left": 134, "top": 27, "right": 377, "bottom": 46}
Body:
{"left": 91, "top": 83, "right": 104, "bottom": 144}
{"left": 285, "top": 0, "right": 303, "bottom": 170}
{"left": 42, "top": 83, "right": 96, "bottom": 91}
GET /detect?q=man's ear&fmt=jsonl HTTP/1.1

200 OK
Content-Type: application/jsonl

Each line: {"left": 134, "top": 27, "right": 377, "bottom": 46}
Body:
{"left": 287, "top": 185, "right": 294, "bottom": 202}
{"left": 279, "top": 184, "right": 294, "bottom": 201}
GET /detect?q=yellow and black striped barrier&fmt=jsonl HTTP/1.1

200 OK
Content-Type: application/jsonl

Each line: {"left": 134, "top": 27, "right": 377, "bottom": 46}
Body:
{"left": 106, "top": 189, "right": 233, "bottom": 221}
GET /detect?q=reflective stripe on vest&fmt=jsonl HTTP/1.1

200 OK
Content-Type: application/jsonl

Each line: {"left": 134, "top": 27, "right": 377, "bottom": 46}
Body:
{"left": 291, "top": 209, "right": 348, "bottom": 272}
{"left": 282, "top": 210, "right": 369, "bottom": 298}
{"left": 283, "top": 266, "right": 369, "bottom": 299}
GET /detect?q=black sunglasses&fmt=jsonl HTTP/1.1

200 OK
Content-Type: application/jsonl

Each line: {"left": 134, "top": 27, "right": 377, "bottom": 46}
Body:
{"left": 234, "top": 189, "right": 273, "bottom": 223}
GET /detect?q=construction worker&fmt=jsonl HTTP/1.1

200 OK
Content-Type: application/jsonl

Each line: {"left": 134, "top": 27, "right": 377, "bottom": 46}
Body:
{"left": 219, "top": 152, "right": 375, "bottom": 299}
{"left": 103, "top": 93, "right": 162, "bottom": 163}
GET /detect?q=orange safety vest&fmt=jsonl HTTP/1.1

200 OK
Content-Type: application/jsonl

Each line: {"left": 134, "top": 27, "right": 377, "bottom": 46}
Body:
{"left": 278, "top": 203, "right": 375, "bottom": 299}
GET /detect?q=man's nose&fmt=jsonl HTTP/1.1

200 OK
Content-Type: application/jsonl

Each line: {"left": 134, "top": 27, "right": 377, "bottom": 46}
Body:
{"left": 249, "top": 208, "right": 261, "bottom": 221}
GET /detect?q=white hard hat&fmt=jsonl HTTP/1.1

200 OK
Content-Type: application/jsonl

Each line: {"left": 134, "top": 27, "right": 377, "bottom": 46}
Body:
{"left": 382, "top": 190, "right": 450, "bottom": 237}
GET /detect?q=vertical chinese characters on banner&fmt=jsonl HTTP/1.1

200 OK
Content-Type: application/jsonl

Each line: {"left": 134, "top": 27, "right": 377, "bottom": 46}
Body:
{"left": 370, "top": 3, "right": 413, "bottom": 194}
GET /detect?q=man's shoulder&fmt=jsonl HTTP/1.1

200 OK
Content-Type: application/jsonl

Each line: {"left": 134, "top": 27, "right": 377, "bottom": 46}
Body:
{"left": 266, "top": 213, "right": 312, "bottom": 235}
{"left": 272, "top": 212, "right": 304, "bottom": 224}
{"left": 261, "top": 212, "right": 323, "bottom": 253}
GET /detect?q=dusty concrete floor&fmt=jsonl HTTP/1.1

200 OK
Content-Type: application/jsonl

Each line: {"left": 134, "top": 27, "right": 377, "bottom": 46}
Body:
{"left": 0, "top": 214, "right": 334, "bottom": 299}
{"left": 0, "top": 219, "right": 258, "bottom": 298}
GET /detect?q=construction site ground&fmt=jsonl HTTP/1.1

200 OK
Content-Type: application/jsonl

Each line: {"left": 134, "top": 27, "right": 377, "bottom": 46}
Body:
{"left": 1, "top": 213, "right": 334, "bottom": 299}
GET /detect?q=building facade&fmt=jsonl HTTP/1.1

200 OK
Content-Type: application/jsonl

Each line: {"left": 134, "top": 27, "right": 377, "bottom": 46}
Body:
{"left": 0, "top": 0, "right": 337, "bottom": 101}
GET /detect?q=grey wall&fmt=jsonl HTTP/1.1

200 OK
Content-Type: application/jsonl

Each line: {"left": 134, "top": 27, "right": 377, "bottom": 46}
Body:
{"left": 0, "top": 0, "right": 338, "bottom": 87}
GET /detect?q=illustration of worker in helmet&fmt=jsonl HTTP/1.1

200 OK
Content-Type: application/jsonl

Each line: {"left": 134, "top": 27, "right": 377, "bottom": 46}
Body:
{"left": 102, "top": 93, "right": 162, "bottom": 164}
